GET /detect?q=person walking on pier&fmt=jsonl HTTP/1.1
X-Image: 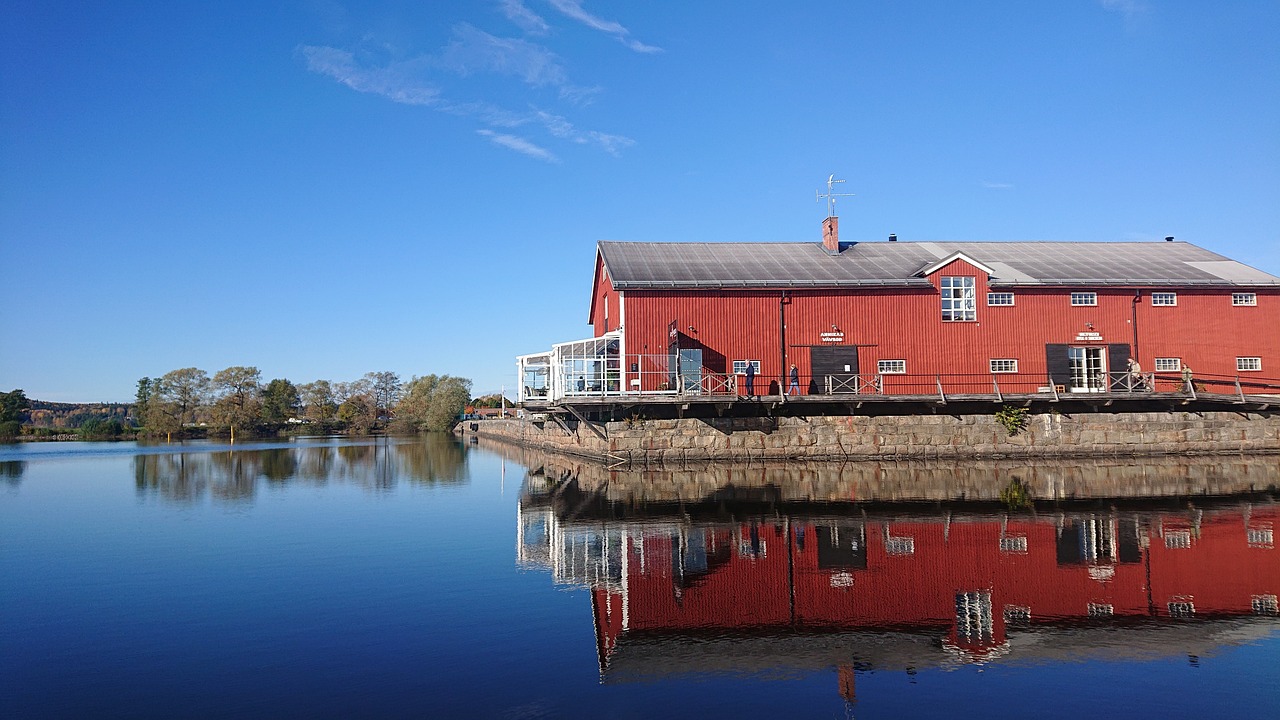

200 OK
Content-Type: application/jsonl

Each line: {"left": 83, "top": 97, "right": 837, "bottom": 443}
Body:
{"left": 789, "top": 363, "right": 800, "bottom": 395}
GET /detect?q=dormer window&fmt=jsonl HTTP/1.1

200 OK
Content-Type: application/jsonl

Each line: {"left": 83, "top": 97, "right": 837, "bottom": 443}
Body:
{"left": 941, "top": 276, "right": 977, "bottom": 321}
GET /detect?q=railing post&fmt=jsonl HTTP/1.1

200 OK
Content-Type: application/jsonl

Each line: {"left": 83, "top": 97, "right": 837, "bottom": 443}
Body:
{"left": 1049, "top": 375, "right": 1060, "bottom": 402}
{"left": 936, "top": 374, "right": 946, "bottom": 404}
{"left": 992, "top": 375, "right": 1003, "bottom": 402}
{"left": 1237, "top": 376, "right": 1246, "bottom": 404}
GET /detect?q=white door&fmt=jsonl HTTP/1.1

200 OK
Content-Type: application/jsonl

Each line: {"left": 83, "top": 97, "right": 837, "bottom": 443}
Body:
{"left": 1068, "top": 347, "right": 1106, "bottom": 392}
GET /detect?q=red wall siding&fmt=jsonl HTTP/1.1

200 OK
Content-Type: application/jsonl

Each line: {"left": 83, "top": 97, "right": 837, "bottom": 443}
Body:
{"left": 588, "top": 255, "right": 619, "bottom": 336}
{"left": 608, "top": 257, "right": 1279, "bottom": 391}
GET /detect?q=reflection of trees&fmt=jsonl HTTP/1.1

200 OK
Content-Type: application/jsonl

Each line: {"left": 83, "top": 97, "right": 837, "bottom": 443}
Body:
{"left": 260, "top": 449, "right": 298, "bottom": 482}
{"left": 130, "top": 437, "right": 472, "bottom": 503}
{"left": 1, "top": 460, "right": 25, "bottom": 485}
{"left": 208, "top": 452, "right": 260, "bottom": 503}
{"left": 395, "top": 433, "right": 467, "bottom": 484}
{"left": 134, "top": 454, "right": 209, "bottom": 504}
{"left": 294, "top": 446, "right": 334, "bottom": 484}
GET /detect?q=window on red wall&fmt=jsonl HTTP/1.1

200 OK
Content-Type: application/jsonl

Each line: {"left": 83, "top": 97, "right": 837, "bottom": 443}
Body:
{"left": 941, "top": 276, "right": 977, "bottom": 321}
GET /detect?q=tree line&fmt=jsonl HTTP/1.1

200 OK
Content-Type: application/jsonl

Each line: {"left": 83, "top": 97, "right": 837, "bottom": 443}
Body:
{"left": 133, "top": 368, "right": 472, "bottom": 437}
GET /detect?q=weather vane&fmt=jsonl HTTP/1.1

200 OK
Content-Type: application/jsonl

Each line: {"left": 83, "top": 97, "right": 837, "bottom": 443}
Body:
{"left": 816, "top": 174, "right": 855, "bottom": 218}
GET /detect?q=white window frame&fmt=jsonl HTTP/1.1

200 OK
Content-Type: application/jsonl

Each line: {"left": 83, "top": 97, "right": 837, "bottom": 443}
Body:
{"left": 1237, "top": 357, "right": 1262, "bottom": 372}
{"left": 1168, "top": 598, "right": 1195, "bottom": 618}
{"left": 878, "top": 359, "right": 906, "bottom": 375}
{"left": 1154, "top": 357, "right": 1181, "bottom": 372}
{"left": 1071, "top": 292, "right": 1098, "bottom": 306}
{"left": 999, "top": 536, "right": 1027, "bottom": 553}
{"left": 1087, "top": 603, "right": 1114, "bottom": 618}
{"left": 885, "top": 536, "right": 915, "bottom": 555}
{"left": 987, "top": 292, "right": 1014, "bottom": 306}
{"left": 940, "top": 276, "right": 977, "bottom": 321}
{"left": 1233, "top": 292, "right": 1257, "bottom": 306}
{"left": 732, "top": 360, "right": 761, "bottom": 375}
{"left": 1151, "top": 292, "right": 1177, "bottom": 306}
{"left": 1253, "top": 595, "right": 1278, "bottom": 615}
{"left": 989, "top": 359, "right": 1018, "bottom": 374}
{"left": 1003, "top": 605, "right": 1031, "bottom": 624}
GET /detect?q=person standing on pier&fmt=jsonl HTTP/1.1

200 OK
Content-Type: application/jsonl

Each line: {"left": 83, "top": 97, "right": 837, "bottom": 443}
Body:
{"left": 744, "top": 361, "right": 756, "bottom": 399}
{"left": 1127, "top": 358, "right": 1146, "bottom": 391}
{"left": 789, "top": 363, "right": 800, "bottom": 395}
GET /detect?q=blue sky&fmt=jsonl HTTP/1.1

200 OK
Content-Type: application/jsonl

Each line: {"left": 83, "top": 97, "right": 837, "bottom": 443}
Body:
{"left": 3, "top": 1, "right": 1278, "bottom": 403}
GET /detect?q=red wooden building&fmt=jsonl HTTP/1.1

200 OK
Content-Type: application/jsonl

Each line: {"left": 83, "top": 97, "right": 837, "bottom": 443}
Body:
{"left": 530, "top": 505, "right": 1279, "bottom": 690}
{"left": 519, "top": 217, "right": 1279, "bottom": 402}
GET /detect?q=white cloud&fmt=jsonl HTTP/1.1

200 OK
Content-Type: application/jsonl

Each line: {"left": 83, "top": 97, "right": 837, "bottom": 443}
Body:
{"left": 532, "top": 109, "right": 633, "bottom": 155}
{"left": 546, "top": 0, "right": 662, "bottom": 53}
{"left": 477, "top": 129, "right": 560, "bottom": 162}
{"left": 1099, "top": 0, "right": 1146, "bottom": 18}
{"left": 499, "top": 0, "right": 550, "bottom": 35}
{"left": 440, "top": 24, "right": 568, "bottom": 87}
{"left": 302, "top": 9, "right": 645, "bottom": 162}
{"left": 302, "top": 46, "right": 440, "bottom": 106}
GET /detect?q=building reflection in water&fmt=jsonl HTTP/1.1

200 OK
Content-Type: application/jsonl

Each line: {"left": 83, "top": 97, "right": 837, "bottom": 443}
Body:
{"left": 513, "top": 451, "right": 1279, "bottom": 702}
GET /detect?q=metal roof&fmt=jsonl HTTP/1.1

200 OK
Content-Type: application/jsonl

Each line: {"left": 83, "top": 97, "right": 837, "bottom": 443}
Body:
{"left": 597, "top": 240, "right": 1280, "bottom": 289}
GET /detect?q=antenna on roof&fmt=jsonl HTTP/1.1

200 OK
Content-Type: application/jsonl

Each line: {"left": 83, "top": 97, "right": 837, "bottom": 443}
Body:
{"left": 816, "top": 174, "right": 855, "bottom": 218}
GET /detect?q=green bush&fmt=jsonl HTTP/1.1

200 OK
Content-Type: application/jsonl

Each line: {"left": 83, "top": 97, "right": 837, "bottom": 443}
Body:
{"left": 78, "top": 418, "right": 124, "bottom": 440}
{"left": 0, "top": 421, "right": 20, "bottom": 441}
{"left": 994, "top": 405, "right": 1029, "bottom": 436}
{"left": 1000, "top": 477, "right": 1033, "bottom": 510}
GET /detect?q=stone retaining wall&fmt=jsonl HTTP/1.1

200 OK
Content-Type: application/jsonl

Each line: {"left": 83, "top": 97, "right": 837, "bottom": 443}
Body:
{"left": 459, "top": 410, "right": 1280, "bottom": 463}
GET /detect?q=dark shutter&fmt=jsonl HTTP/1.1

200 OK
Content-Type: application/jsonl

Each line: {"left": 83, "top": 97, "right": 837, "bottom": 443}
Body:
{"left": 810, "top": 345, "right": 859, "bottom": 394}
{"left": 1108, "top": 343, "right": 1131, "bottom": 376}
{"left": 816, "top": 525, "right": 868, "bottom": 570}
{"left": 1045, "top": 344, "right": 1070, "bottom": 387}
{"left": 1118, "top": 519, "right": 1142, "bottom": 564}
{"left": 1056, "top": 523, "right": 1083, "bottom": 565}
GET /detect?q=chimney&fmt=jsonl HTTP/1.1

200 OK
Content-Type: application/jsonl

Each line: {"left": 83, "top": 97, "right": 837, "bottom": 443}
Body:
{"left": 888, "top": 233, "right": 897, "bottom": 242}
{"left": 1165, "top": 236, "right": 1174, "bottom": 242}
{"left": 822, "top": 216, "right": 840, "bottom": 253}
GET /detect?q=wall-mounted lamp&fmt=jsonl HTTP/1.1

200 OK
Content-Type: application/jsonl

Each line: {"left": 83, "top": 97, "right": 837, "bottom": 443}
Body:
{"left": 1085, "top": 322, "right": 1095, "bottom": 331}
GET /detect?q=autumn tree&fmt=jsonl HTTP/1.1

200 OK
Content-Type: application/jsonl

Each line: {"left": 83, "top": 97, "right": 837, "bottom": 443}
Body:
{"left": 396, "top": 375, "right": 471, "bottom": 432}
{"left": 337, "top": 394, "right": 375, "bottom": 434}
{"left": 298, "top": 380, "right": 338, "bottom": 421}
{"left": 153, "top": 368, "right": 210, "bottom": 429}
{"left": 211, "top": 366, "right": 262, "bottom": 430}
{"left": 260, "top": 379, "right": 301, "bottom": 423}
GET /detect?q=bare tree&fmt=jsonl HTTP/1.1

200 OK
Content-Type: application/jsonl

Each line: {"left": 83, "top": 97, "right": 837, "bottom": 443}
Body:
{"left": 363, "top": 371, "right": 402, "bottom": 423}
{"left": 211, "top": 366, "right": 262, "bottom": 429}
{"left": 155, "top": 367, "right": 211, "bottom": 427}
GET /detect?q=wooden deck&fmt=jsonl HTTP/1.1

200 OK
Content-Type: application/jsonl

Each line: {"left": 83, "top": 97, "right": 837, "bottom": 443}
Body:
{"left": 523, "top": 389, "right": 1277, "bottom": 421}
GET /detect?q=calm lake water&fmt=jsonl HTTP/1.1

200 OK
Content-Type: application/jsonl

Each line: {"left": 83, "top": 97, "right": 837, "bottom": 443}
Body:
{"left": 2, "top": 436, "right": 1278, "bottom": 719}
